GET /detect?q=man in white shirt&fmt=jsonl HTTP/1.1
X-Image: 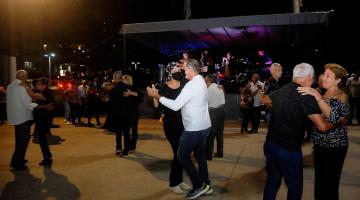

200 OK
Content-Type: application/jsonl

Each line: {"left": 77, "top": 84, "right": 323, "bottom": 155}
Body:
{"left": 249, "top": 73, "right": 264, "bottom": 133}
{"left": 6, "top": 70, "right": 52, "bottom": 170}
{"left": 147, "top": 59, "right": 212, "bottom": 199}
{"left": 77, "top": 80, "right": 88, "bottom": 124}
{"left": 205, "top": 74, "right": 225, "bottom": 160}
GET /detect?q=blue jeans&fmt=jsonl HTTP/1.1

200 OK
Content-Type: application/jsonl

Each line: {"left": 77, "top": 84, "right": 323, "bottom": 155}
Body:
{"left": 177, "top": 127, "right": 211, "bottom": 189}
{"left": 263, "top": 141, "right": 303, "bottom": 200}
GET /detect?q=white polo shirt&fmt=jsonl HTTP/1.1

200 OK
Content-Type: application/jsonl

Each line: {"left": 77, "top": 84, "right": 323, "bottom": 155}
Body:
{"left": 159, "top": 75, "right": 211, "bottom": 131}
{"left": 207, "top": 83, "right": 225, "bottom": 108}
{"left": 6, "top": 79, "right": 38, "bottom": 125}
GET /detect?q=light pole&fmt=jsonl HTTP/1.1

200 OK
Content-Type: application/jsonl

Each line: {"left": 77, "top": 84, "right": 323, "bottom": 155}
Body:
{"left": 44, "top": 53, "right": 55, "bottom": 85}
{"left": 131, "top": 61, "right": 140, "bottom": 71}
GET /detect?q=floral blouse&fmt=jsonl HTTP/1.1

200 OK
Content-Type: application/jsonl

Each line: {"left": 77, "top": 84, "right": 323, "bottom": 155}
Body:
{"left": 312, "top": 98, "right": 350, "bottom": 147}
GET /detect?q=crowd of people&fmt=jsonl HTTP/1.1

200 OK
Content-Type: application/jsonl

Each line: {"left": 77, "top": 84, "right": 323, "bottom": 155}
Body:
{"left": 1, "top": 57, "right": 358, "bottom": 199}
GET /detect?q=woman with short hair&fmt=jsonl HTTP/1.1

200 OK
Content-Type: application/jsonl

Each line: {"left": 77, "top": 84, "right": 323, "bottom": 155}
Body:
{"left": 298, "top": 63, "right": 350, "bottom": 200}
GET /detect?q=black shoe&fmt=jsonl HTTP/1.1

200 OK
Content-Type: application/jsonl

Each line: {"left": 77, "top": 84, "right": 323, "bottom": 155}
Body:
{"left": 119, "top": 152, "right": 128, "bottom": 158}
{"left": 248, "top": 130, "right": 258, "bottom": 134}
{"left": 120, "top": 149, "right": 129, "bottom": 157}
{"left": 115, "top": 149, "right": 122, "bottom": 155}
{"left": 39, "top": 159, "right": 52, "bottom": 166}
{"left": 186, "top": 184, "right": 210, "bottom": 199}
{"left": 213, "top": 153, "right": 223, "bottom": 158}
{"left": 10, "top": 164, "right": 28, "bottom": 170}
{"left": 241, "top": 128, "right": 250, "bottom": 134}
{"left": 51, "top": 124, "right": 60, "bottom": 128}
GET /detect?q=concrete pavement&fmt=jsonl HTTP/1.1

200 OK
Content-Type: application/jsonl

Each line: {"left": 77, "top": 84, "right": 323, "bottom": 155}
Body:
{"left": 0, "top": 118, "right": 360, "bottom": 200}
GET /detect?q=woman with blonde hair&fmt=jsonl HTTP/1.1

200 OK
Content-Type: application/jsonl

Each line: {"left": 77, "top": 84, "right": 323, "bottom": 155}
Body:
{"left": 298, "top": 63, "right": 350, "bottom": 200}
{"left": 122, "top": 75, "right": 142, "bottom": 153}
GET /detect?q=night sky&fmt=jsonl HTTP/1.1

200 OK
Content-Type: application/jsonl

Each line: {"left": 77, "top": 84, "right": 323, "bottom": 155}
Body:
{"left": 0, "top": 0, "right": 358, "bottom": 71}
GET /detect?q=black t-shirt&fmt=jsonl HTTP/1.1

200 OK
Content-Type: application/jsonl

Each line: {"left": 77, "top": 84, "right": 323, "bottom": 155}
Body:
{"left": 264, "top": 77, "right": 286, "bottom": 95}
{"left": 158, "top": 81, "right": 185, "bottom": 124}
{"left": 34, "top": 89, "right": 54, "bottom": 121}
{"left": 126, "top": 85, "right": 143, "bottom": 113}
{"left": 108, "top": 81, "right": 130, "bottom": 118}
{"left": 266, "top": 82, "right": 321, "bottom": 151}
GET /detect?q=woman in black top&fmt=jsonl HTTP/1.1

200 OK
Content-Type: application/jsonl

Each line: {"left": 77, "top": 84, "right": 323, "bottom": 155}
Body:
{"left": 153, "top": 64, "right": 191, "bottom": 194}
{"left": 122, "top": 75, "right": 143, "bottom": 153}
{"left": 298, "top": 63, "right": 350, "bottom": 200}
{"left": 33, "top": 78, "right": 55, "bottom": 166}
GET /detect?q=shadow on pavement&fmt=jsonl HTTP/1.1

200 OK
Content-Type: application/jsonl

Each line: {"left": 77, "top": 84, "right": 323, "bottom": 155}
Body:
{"left": 0, "top": 167, "right": 80, "bottom": 200}
{"left": 126, "top": 151, "right": 170, "bottom": 182}
{"left": 32, "top": 135, "right": 66, "bottom": 145}
{"left": 225, "top": 168, "right": 266, "bottom": 199}
{"left": 137, "top": 133, "right": 166, "bottom": 141}
{"left": 102, "top": 132, "right": 166, "bottom": 141}
{"left": 130, "top": 188, "right": 173, "bottom": 200}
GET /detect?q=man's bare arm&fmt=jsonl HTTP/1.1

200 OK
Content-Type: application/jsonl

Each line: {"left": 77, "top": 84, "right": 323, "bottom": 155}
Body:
{"left": 308, "top": 114, "right": 335, "bottom": 132}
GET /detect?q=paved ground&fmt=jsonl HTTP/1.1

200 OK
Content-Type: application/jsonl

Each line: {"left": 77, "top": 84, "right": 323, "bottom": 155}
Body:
{"left": 0, "top": 118, "right": 359, "bottom": 200}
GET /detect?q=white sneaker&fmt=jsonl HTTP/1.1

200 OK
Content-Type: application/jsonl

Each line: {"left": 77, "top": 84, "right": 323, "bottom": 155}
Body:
{"left": 66, "top": 121, "right": 71, "bottom": 125}
{"left": 171, "top": 185, "right": 185, "bottom": 194}
{"left": 179, "top": 182, "right": 192, "bottom": 190}
{"left": 205, "top": 185, "right": 213, "bottom": 195}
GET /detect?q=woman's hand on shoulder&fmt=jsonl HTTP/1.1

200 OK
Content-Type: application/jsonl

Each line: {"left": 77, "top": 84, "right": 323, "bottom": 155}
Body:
{"left": 297, "top": 87, "right": 322, "bottom": 101}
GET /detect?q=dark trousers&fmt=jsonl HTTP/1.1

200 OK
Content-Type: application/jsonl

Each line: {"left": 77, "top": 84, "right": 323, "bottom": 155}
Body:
{"left": 0, "top": 102, "right": 6, "bottom": 123}
{"left": 240, "top": 107, "right": 252, "bottom": 132}
{"left": 208, "top": 107, "right": 225, "bottom": 158}
{"left": 11, "top": 121, "right": 32, "bottom": 166}
{"left": 164, "top": 120, "right": 184, "bottom": 187}
{"left": 115, "top": 125, "right": 131, "bottom": 155}
{"left": 87, "top": 101, "right": 101, "bottom": 125}
{"left": 69, "top": 102, "right": 81, "bottom": 124}
{"left": 36, "top": 120, "right": 52, "bottom": 160}
{"left": 265, "top": 109, "right": 271, "bottom": 125}
{"left": 178, "top": 127, "right": 211, "bottom": 189}
{"left": 314, "top": 145, "right": 348, "bottom": 200}
{"left": 263, "top": 141, "right": 303, "bottom": 200}
{"left": 250, "top": 106, "right": 262, "bottom": 131}
{"left": 130, "top": 112, "right": 139, "bottom": 150}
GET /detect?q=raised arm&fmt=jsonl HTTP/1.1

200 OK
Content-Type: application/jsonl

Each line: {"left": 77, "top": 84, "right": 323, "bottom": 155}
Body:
{"left": 298, "top": 87, "right": 331, "bottom": 118}
{"left": 153, "top": 98, "right": 159, "bottom": 108}
{"left": 19, "top": 87, "right": 38, "bottom": 111}
{"left": 147, "top": 84, "right": 191, "bottom": 112}
{"left": 22, "top": 85, "right": 46, "bottom": 101}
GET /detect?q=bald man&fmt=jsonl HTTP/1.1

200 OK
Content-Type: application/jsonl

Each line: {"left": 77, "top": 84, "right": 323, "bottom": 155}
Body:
{"left": 7, "top": 70, "right": 52, "bottom": 170}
